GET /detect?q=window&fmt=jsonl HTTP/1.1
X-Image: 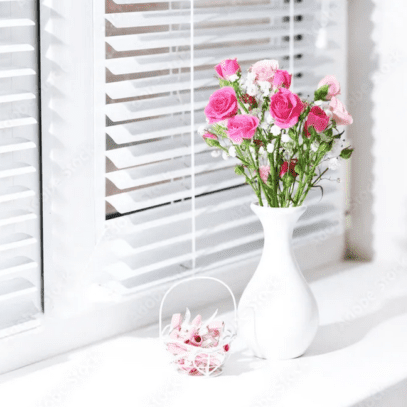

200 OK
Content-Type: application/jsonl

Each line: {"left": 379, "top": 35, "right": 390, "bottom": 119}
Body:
{"left": 0, "top": 0, "right": 349, "bottom": 374}
{"left": 101, "top": 0, "right": 348, "bottom": 295}
{"left": 0, "top": 0, "right": 42, "bottom": 336}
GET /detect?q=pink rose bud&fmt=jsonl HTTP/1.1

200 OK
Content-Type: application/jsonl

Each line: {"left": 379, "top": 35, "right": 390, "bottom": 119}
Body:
{"left": 317, "top": 75, "right": 341, "bottom": 100}
{"left": 224, "top": 344, "right": 230, "bottom": 352}
{"left": 227, "top": 115, "right": 260, "bottom": 144}
{"left": 204, "top": 87, "right": 238, "bottom": 124}
{"left": 202, "top": 132, "right": 217, "bottom": 140}
{"left": 279, "top": 159, "right": 298, "bottom": 178}
{"left": 251, "top": 59, "right": 279, "bottom": 83}
{"left": 270, "top": 88, "right": 303, "bottom": 129}
{"left": 259, "top": 165, "right": 270, "bottom": 183}
{"left": 304, "top": 106, "right": 330, "bottom": 138}
{"left": 215, "top": 59, "right": 240, "bottom": 79}
{"left": 329, "top": 97, "right": 353, "bottom": 126}
{"left": 272, "top": 70, "right": 292, "bottom": 90}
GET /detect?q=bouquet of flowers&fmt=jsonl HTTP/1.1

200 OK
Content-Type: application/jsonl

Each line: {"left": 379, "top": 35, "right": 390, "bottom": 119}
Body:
{"left": 200, "top": 59, "right": 353, "bottom": 207}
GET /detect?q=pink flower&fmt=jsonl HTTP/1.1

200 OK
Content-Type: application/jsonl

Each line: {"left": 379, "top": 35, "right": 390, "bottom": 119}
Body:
{"left": 259, "top": 165, "right": 270, "bottom": 183}
{"left": 250, "top": 59, "right": 279, "bottom": 83}
{"left": 272, "top": 70, "right": 292, "bottom": 89}
{"left": 317, "top": 75, "right": 341, "bottom": 100}
{"left": 227, "top": 115, "right": 259, "bottom": 144}
{"left": 202, "top": 132, "right": 217, "bottom": 140}
{"left": 279, "top": 159, "right": 298, "bottom": 178}
{"left": 329, "top": 97, "right": 353, "bottom": 125}
{"left": 190, "top": 335, "right": 203, "bottom": 347}
{"left": 269, "top": 88, "right": 303, "bottom": 129}
{"left": 304, "top": 106, "right": 330, "bottom": 138}
{"left": 204, "top": 87, "right": 238, "bottom": 124}
{"left": 215, "top": 59, "right": 240, "bottom": 79}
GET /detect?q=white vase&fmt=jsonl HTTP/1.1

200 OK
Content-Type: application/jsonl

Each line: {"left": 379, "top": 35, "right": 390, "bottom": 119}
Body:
{"left": 238, "top": 203, "right": 319, "bottom": 360}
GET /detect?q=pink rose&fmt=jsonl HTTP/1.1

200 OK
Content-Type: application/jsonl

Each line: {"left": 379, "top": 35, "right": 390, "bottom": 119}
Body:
{"left": 227, "top": 115, "right": 259, "bottom": 144}
{"left": 259, "top": 165, "right": 270, "bottom": 183}
{"left": 269, "top": 88, "right": 303, "bottom": 129}
{"left": 215, "top": 59, "right": 240, "bottom": 79}
{"left": 204, "top": 87, "right": 238, "bottom": 124}
{"left": 202, "top": 132, "right": 217, "bottom": 140}
{"left": 329, "top": 97, "right": 353, "bottom": 125}
{"left": 251, "top": 59, "right": 279, "bottom": 83}
{"left": 317, "top": 75, "right": 341, "bottom": 100}
{"left": 272, "top": 70, "right": 292, "bottom": 89}
{"left": 304, "top": 106, "right": 330, "bottom": 138}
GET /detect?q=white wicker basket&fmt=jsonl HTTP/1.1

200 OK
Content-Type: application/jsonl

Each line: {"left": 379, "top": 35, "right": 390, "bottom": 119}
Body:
{"left": 159, "top": 276, "right": 237, "bottom": 377}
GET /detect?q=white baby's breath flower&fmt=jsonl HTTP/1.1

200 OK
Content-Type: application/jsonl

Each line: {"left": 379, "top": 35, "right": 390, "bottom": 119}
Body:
{"left": 247, "top": 71, "right": 256, "bottom": 83}
{"left": 211, "top": 150, "right": 221, "bottom": 158}
{"left": 246, "top": 84, "right": 257, "bottom": 97}
{"left": 228, "top": 74, "right": 239, "bottom": 82}
{"left": 311, "top": 143, "right": 319, "bottom": 152}
{"left": 281, "top": 133, "right": 291, "bottom": 143}
{"left": 258, "top": 80, "right": 271, "bottom": 96}
{"left": 222, "top": 151, "right": 229, "bottom": 160}
{"left": 260, "top": 122, "right": 270, "bottom": 130}
{"left": 267, "top": 143, "right": 275, "bottom": 153}
{"left": 259, "top": 146, "right": 265, "bottom": 155}
{"left": 314, "top": 100, "right": 323, "bottom": 106}
{"left": 271, "top": 125, "right": 281, "bottom": 136}
{"left": 228, "top": 146, "right": 237, "bottom": 157}
{"left": 251, "top": 108, "right": 261, "bottom": 118}
{"left": 328, "top": 157, "right": 340, "bottom": 170}
{"left": 264, "top": 111, "right": 274, "bottom": 124}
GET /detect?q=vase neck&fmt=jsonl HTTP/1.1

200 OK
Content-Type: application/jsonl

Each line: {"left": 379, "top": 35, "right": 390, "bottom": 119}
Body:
{"left": 251, "top": 203, "right": 307, "bottom": 251}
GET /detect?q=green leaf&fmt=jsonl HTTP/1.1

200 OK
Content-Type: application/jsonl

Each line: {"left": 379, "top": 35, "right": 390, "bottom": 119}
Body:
{"left": 288, "top": 128, "right": 296, "bottom": 140}
{"left": 205, "top": 138, "right": 221, "bottom": 148}
{"left": 314, "top": 84, "right": 330, "bottom": 101}
{"left": 340, "top": 147, "right": 354, "bottom": 159}
{"left": 234, "top": 165, "right": 245, "bottom": 176}
{"left": 333, "top": 130, "right": 345, "bottom": 139}
{"left": 308, "top": 125, "right": 318, "bottom": 141}
{"left": 218, "top": 78, "right": 229, "bottom": 88}
{"left": 282, "top": 173, "right": 294, "bottom": 187}
{"left": 319, "top": 141, "right": 333, "bottom": 155}
{"left": 324, "top": 128, "right": 333, "bottom": 138}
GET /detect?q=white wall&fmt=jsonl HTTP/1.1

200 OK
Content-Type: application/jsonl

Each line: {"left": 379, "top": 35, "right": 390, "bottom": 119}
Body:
{"left": 347, "top": 0, "right": 407, "bottom": 263}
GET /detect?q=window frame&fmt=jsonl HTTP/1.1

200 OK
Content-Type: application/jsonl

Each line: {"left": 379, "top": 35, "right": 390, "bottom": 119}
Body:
{"left": 0, "top": 0, "right": 351, "bottom": 375}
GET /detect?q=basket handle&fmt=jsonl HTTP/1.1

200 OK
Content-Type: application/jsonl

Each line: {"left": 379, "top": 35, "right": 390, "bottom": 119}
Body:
{"left": 159, "top": 276, "right": 237, "bottom": 339}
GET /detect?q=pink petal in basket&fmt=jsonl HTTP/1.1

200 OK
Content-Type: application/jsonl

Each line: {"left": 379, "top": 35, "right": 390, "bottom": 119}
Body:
{"left": 208, "top": 320, "right": 224, "bottom": 332}
{"left": 171, "top": 313, "right": 182, "bottom": 330}
{"left": 191, "top": 314, "right": 202, "bottom": 327}
{"left": 167, "top": 343, "right": 188, "bottom": 355}
{"left": 193, "top": 353, "right": 223, "bottom": 376}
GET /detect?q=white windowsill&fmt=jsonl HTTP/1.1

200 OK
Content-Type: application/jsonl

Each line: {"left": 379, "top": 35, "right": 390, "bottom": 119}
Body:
{"left": 1, "top": 260, "right": 407, "bottom": 407}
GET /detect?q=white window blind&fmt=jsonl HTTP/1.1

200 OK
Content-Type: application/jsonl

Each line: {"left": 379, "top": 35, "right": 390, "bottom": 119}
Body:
{"left": 102, "top": 0, "right": 347, "bottom": 295}
{"left": 0, "top": 0, "right": 42, "bottom": 335}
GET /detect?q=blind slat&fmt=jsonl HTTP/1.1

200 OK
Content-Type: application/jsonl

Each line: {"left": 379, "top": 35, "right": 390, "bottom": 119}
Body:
{"left": 0, "top": 186, "right": 35, "bottom": 203}
{"left": 106, "top": 137, "right": 206, "bottom": 169}
{"left": 106, "top": 5, "right": 310, "bottom": 28}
